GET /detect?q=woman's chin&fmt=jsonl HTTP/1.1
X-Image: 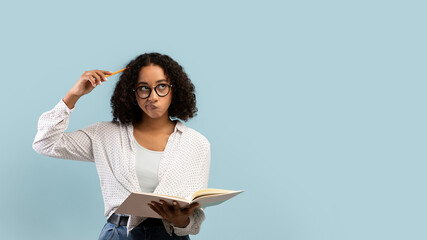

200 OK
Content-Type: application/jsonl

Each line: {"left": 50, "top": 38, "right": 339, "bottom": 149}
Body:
{"left": 143, "top": 112, "right": 164, "bottom": 119}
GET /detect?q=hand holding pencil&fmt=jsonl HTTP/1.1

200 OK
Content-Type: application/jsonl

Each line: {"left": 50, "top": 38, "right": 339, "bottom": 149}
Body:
{"left": 62, "top": 68, "right": 127, "bottom": 109}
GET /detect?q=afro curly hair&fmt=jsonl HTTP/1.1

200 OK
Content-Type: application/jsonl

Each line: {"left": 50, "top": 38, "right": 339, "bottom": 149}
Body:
{"left": 110, "top": 52, "right": 198, "bottom": 124}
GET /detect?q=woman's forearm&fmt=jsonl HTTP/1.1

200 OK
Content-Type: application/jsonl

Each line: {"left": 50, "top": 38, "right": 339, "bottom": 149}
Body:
{"left": 63, "top": 91, "right": 81, "bottom": 110}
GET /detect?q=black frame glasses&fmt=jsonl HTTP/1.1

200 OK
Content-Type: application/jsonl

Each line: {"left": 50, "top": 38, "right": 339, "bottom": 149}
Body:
{"left": 133, "top": 83, "right": 173, "bottom": 99}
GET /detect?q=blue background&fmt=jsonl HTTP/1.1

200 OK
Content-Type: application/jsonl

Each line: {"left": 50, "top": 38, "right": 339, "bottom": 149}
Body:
{"left": 1, "top": 0, "right": 426, "bottom": 239}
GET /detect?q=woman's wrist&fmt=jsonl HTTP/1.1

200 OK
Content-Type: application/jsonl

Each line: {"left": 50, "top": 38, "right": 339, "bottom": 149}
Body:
{"left": 63, "top": 91, "right": 81, "bottom": 110}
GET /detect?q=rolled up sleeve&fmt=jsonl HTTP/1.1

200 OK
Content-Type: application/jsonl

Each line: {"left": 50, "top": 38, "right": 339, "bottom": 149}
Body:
{"left": 32, "top": 99, "right": 98, "bottom": 162}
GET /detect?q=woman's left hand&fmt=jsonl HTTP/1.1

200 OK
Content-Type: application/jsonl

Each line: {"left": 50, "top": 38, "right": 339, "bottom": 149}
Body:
{"left": 148, "top": 200, "right": 199, "bottom": 228}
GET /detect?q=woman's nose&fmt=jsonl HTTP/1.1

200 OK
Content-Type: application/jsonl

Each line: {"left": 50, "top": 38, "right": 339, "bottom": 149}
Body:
{"left": 148, "top": 88, "right": 159, "bottom": 101}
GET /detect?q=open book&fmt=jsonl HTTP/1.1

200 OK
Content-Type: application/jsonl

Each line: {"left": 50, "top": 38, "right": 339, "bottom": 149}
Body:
{"left": 115, "top": 188, "right": 244, "bottom": 218}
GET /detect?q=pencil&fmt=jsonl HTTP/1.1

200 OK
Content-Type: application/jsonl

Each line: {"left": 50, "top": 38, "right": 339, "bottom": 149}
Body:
{"left": 106, "top": 67, "right": 127, "bottom": 77}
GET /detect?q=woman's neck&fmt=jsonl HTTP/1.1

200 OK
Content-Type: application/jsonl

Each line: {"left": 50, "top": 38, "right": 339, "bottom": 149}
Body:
{"left": 134, "top": 114, "right": 175, "bottom": 133}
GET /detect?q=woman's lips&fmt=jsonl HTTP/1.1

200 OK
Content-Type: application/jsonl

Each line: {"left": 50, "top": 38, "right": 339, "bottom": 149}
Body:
{"left": 146, "top": 105, "right": 158, "bottom": 110}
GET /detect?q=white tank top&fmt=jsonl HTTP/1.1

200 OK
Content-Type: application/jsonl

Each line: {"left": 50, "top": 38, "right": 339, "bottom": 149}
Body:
{"left": 133, "top": 137, "right": 163, "bottom": 193}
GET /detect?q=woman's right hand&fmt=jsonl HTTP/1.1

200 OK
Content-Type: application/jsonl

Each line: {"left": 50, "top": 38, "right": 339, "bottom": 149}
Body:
{"left": 69, "top": 70, "right": 113, "bottom": 97}
{"left": 63, "top": 70, "right": 113, "bottom": 109}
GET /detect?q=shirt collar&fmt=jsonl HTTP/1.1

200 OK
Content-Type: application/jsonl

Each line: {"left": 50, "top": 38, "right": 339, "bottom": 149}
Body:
{"left": 174, "top": 120, "right": 187, "bottom": 133}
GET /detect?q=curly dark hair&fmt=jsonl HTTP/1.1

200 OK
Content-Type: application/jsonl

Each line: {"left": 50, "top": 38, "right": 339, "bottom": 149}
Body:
{"left": 110, "top": 52, "right": 198, "bottom": 124}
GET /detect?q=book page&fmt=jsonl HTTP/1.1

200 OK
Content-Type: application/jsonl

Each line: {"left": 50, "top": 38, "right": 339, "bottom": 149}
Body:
{"left": 191, "top": 190, "right": 244, "bottom": 208}
{"left": 191, "top": 188, "right": 238, "bottom": 200}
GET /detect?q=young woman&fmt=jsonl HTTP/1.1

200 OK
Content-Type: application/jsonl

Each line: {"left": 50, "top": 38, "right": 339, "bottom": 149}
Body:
{"left": 33, "top": 52, "right": 211, "bottom": 240}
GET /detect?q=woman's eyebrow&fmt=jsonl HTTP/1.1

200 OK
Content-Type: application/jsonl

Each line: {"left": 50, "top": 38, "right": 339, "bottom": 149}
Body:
{"left": 137, "top": 79, "right": 168, "bottom": 85}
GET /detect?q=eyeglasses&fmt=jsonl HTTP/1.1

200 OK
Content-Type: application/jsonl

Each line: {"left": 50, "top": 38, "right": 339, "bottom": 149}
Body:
{"left": 133, "top": 83, "right": 173, "bottom": 99}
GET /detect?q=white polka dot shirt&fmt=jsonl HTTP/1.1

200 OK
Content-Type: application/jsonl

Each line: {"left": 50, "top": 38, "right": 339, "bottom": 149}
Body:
{"left": 32, "top": 99, "right": 211, "bottom": 237}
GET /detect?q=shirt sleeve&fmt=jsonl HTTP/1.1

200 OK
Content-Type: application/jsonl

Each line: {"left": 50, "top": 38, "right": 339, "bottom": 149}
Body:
{"left": 172, "top": 142, "right": 211, "bottom": 236}
{"left": 32, "top": 99, "right": 98, "bottom": 162}
{"left": 172, "top": 208, "right": 205, "bottom": 236}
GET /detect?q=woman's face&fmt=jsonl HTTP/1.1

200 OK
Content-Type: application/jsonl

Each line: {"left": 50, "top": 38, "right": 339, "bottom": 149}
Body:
{"left": 135, "top": 64, "right": 172, "bottom": 120}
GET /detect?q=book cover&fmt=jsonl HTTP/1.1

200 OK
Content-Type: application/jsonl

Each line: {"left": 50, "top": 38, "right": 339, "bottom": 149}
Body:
{"left": 115, "top": 188, "right": 244, "bottom": 218}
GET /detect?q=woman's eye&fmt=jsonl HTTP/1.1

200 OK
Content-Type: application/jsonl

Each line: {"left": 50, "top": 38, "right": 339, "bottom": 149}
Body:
{"left": 158, "top": 84, "right": 166, "bottom": 89}
{"left": 140, "top": 86, "right": 150, "bottom": 91}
